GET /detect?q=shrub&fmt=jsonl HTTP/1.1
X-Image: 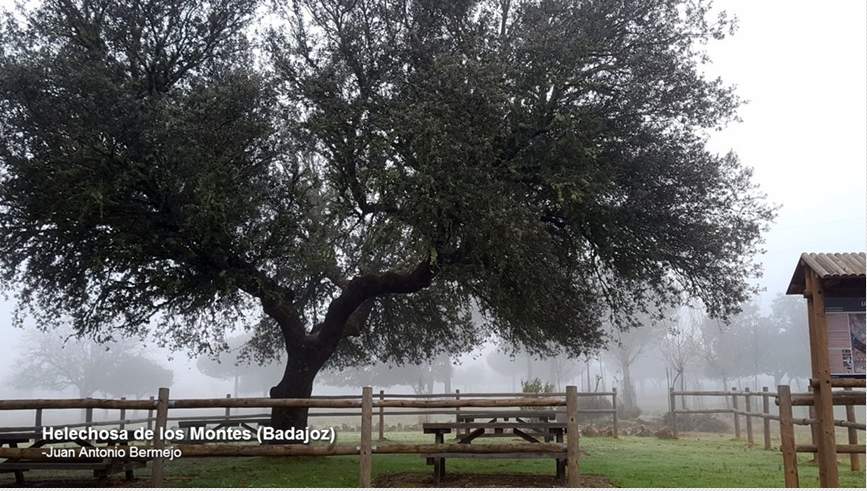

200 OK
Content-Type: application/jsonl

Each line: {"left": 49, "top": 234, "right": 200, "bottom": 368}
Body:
{"left": 662, "top": 413, "right": 731, "bottom": 433}
{"left": 521, "top": 378, "right": 555, "bottom": 394}
{"left": 617, "top": 402, "right": 642, "bottom": 420}
{"left": 578, "top": 394, "right": 612, "bottom": 410}
{"left": 521, "top": 378, "right": 555, "bottom": 413}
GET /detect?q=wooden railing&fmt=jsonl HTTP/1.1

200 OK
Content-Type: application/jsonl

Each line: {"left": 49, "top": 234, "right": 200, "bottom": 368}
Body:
{"left": 3, "top": 389, "right": 618, "bottom": 437}
{"left": 669, "top": 385, "right": 864, "bottom": 456}
{"left": 0, "top": 387, "right": 593, "bottom": 487}
{"left": 776, "top": 380, "right": 865, "bottom": 488}
{"left": 669, "top": 387, "right": 781, "bottom": 447}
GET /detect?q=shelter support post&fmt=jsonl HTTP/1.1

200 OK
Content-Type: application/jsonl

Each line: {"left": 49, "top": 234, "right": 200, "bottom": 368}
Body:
{"left": 805, "top": 270, "right": 838, "bottom": 487}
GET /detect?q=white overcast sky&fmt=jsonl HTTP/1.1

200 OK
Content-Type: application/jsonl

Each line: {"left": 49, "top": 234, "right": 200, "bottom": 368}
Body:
{"left": 703, "top": 0, "right": 866, "bottom": 308}
{"left": 0, "top": 0, "right": 864, "bottom": 393}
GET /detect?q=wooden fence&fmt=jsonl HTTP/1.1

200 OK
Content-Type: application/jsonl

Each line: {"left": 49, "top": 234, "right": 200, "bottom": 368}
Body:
{"left": 670, "top": 386, "right": 864, "bottom": 454}
{"left": 669, "top": 387, "right": 782, "bottom": 447}
{"left": 776, "top": 380, "right": 865, "bottom": 488}
{"left": 0, "top": 386, "right": 606, "bottom": 487}
{"left": 2, "top": 389, "right": 619, "bottom": 439}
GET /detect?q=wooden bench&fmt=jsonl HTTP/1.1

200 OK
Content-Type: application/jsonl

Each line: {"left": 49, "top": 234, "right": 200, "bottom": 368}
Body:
{"left": 422, "top": 419, "right": 568, "bottom": 484}
{"left": 0, "top": 430, "right": 145, "bottom": 485}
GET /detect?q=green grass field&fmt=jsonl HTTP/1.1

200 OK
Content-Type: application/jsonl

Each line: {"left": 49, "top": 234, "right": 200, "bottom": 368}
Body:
{"left": 161, "top": 434, "right": 867, "bottom": 488}
{"left": 5, "top": 432, "right": 864, "bottom": 487}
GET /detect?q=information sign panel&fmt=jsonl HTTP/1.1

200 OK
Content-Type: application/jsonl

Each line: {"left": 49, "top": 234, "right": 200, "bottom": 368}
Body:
{"left": 825, "top": 298, "right": 866, "bottom": 378}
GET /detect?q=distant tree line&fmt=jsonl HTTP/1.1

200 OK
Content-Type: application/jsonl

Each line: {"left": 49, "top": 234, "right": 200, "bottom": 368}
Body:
{"left": 7, "top": 331, "right": 173, "bottom": 399}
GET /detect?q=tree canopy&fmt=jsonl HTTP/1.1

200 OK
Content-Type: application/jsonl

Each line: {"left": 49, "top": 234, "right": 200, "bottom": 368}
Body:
{"left": 0, "top": 0, "right": 775, "bottom": 427}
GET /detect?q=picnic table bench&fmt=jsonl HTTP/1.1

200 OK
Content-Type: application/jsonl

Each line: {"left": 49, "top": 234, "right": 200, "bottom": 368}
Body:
{"left": 454, "top": 411, "right": 563, "bottom": 441}
{"left": 422, "top": 411, "right": 568, "bottom": 484}
{"left": 0, "top": 429, "right": 145, "bottom": 485}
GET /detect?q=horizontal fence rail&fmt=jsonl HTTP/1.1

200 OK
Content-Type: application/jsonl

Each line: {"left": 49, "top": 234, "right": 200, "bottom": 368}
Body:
{"left": 669, "top": 386, "right": 782, "bottom": 445}
{"left": 670, "top": 385, "right": 865, "bottom": 445}
{"left": 776, "top": 383, "right": 866, "bottom": 488}
{"left": 0, "top": 387, "right": 616, "bottom": 487}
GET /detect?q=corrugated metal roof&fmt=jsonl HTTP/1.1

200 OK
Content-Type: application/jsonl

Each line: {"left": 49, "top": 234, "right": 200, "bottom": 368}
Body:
{"left": 786, "top": 252, "right": 866, "bottom": 295}
{"left": 801, "top": 252, "right": 866, "bottom": 279}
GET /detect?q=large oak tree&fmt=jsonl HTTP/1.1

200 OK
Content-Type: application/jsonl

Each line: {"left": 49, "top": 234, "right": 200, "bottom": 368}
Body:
{"left": 0, "top": 0, "right": 775, "bottom": 431}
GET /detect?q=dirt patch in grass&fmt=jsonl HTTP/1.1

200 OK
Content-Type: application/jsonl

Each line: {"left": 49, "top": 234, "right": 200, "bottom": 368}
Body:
{"left": 2, "top": 478, "right": 134, "bottom": 488}
{"left": 1, "top": 476, "right": 192, "bottom": 488}
{"left": 373, "top": 472, "right": 615, "bottom": 488}
{"left": 6, "top": 474, "right": 615, "bottom": 488}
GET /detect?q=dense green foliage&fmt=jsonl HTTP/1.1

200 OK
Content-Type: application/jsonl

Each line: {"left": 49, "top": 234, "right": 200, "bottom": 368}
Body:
{"left": 0, "top": 0, "right": 775, "bottom": 408}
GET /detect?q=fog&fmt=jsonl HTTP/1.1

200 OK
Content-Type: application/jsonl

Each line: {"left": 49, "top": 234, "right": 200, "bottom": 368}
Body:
{"left": 0, "top": 297, "right": 821, "bottom": 424}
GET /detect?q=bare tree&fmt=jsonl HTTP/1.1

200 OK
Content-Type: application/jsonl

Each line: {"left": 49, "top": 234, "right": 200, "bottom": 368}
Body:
{"left": 6, "top": 330, "right": 170, "bottom": 399}
{"left": 547, "top": 356, "right": 581, "bottom": 392}
{"left": 606, "top": 320, "right": 662, "bottom": 416}
{"left": 656, "top": 309, "right": 703, "bottom": 409}
{"left": 700, "top": 314, "right": 747, "bottom": 393}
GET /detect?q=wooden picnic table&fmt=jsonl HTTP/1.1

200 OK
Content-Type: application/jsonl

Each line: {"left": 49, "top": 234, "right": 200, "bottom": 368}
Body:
{"left": 422, "top": 411, "right": 568, "bottom": 484}
{"left": 0, "top": 429, "right": 145, "bottom": 485}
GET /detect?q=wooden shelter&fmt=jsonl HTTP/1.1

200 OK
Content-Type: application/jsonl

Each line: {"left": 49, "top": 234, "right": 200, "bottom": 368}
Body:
{"left": 786, "top": 252, "right": 866, "bottom": 487}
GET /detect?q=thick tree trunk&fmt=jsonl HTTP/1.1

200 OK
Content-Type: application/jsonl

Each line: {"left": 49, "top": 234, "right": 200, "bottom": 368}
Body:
{"left": 267, "top": 352, "right": 325, "bottom": 442}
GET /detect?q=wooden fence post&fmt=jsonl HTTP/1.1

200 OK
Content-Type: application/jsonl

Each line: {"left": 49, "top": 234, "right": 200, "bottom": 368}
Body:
{"left": 612, "top": 387, "right": 618, "bottom": 438}
{"left": 120, "top": 397, "right": 126, "bottom": 431}
{"left": 566, "top": 385, "right": 580, "bottom": 487}
{"left": 224, "top": 394, "right": 231, "bottom": 420}
{"left": 777, "top": 385, "right": 799, "bottom": 488}
{"left": 360, "top": 387, "right": 373, "bottom": 488}
{"left": 762, "top": 387, "right": 771, "bottom": 450}
{"left": 455, "top": 390, "right": 461, "bottom": 435}
{"left": 668, "top": 387, "right": 677, "bottom": 438}
{"left": 147, "top": 395, "right": 155, "bottom": 431}
{"left": 378, "top": 390, "right": 385, "bottom": 441}
{"left": 731, "top": 387, "right": 740, "bottom": 440}
{"left": 744, "top": 387, "right": 753, "bottom": 445}
{"left": 151, "top": 387, "right": 170, "bottom": 487}
{"left": 34, "top": 408, "right": 42, "bottom": 428}
{"left": 844, "top": 387, "right": 861, "bottom": 471}
{"left": 808, "top": 405, "right": 819, "bottom": 461}
{"left": 85, "top": 398, "right": 93, "bottom": 428}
